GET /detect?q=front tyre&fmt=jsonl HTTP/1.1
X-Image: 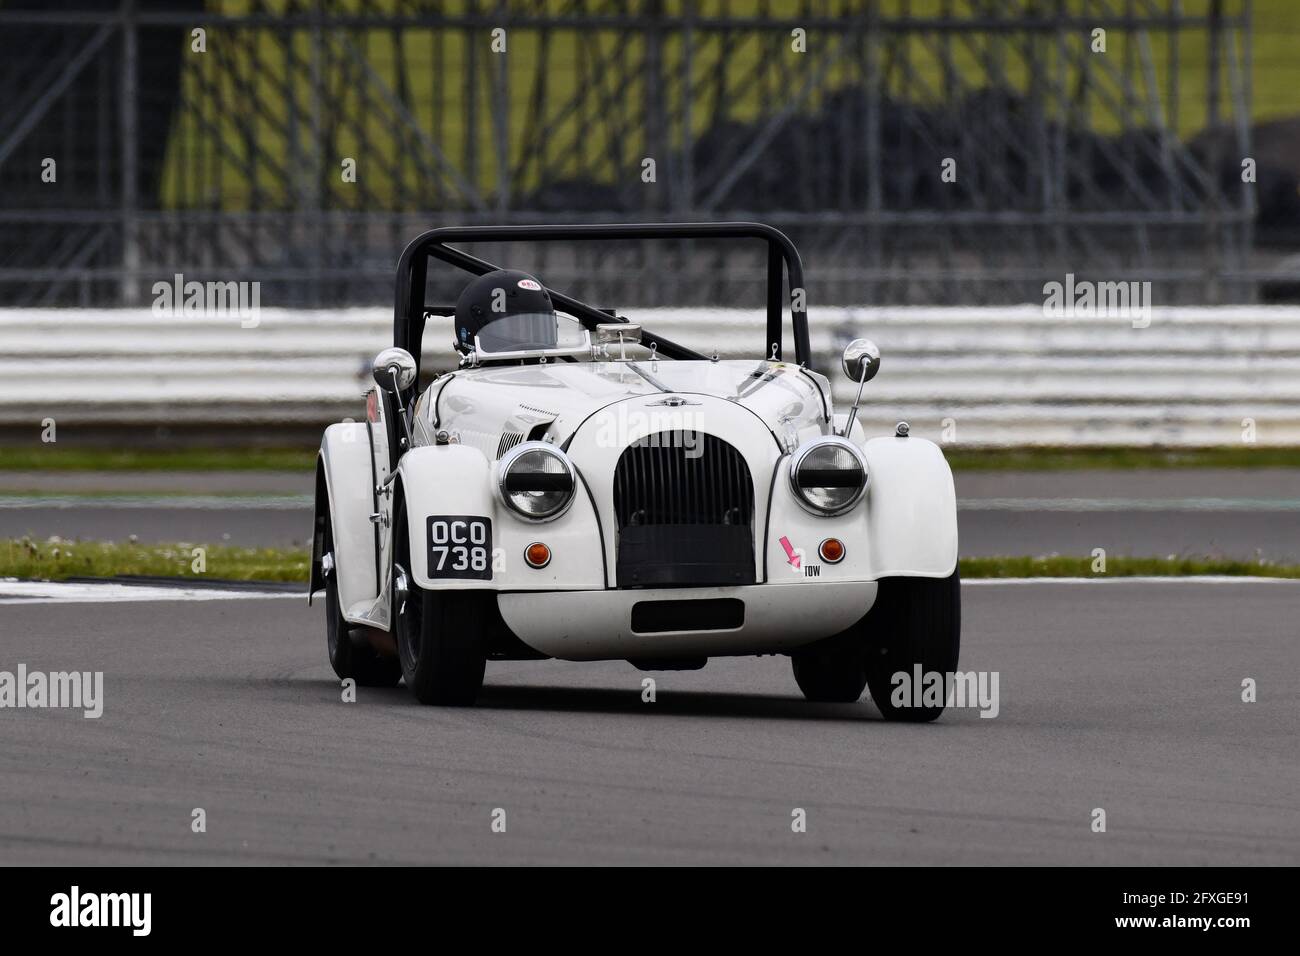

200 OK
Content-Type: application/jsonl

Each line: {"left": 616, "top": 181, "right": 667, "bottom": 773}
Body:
{"left": 391, "top": 497, "right": 487, "bottom": 706}
{"left": 863, "top": 570, "right": 961, "bottom": 722}
{"left": 791, "top": 631, "right": 869, "bottom": 703}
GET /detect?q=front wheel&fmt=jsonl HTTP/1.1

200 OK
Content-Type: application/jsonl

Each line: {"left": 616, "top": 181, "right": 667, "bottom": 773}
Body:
{"left": 391, "top": 498, "right": 487, "bottom": 705}
{"left": 863, "top": 570, "right": 961, "bottom": 722}
{"left": 791, "top": 630, "right": 869, "bottom": 703}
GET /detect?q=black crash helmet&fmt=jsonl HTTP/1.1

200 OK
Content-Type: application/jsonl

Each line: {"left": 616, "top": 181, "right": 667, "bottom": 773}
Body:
{"left": 454, "top": 269, "right": 559, "bottom": 354}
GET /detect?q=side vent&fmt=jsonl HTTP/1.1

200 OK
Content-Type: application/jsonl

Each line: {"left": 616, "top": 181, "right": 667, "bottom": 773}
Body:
{"left": 496, "top": 431, "right": 525, "bottom": 459}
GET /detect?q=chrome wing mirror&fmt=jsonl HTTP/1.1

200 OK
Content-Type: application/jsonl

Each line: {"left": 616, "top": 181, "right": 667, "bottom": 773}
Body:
{"left": 372, "top": 347, "right": 417, "bottom": 392}
{"left": 839, "top": 338, "right": 880, "bottom": 438}
{"left": 371, "top": 347, "right": 417, "bottom": 450}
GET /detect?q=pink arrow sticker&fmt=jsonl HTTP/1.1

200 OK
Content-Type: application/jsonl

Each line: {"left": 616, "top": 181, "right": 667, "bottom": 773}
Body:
{"left": 778, "top": 535, "right": 800, "bottom": 569}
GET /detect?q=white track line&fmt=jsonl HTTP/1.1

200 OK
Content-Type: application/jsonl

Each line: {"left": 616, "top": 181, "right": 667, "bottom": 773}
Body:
{"left": 0, "top": 580, "right": 300, "bottom": 604}
{"left": 2, "top": 576, "right": 1294, "bottom": 606}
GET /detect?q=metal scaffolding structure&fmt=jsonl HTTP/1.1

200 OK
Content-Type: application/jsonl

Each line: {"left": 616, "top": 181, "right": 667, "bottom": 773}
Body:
{"left": 0, "top": 1, "right": 1256, "bottom": 309}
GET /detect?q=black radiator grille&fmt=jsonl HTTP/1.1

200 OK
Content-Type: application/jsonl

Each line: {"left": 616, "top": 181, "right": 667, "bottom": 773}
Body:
{"left": 613, "top": 431, "right": 754, "bottom": 529}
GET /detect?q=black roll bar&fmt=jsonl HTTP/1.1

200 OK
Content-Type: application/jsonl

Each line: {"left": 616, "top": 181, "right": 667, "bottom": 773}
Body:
{"left": 393, "top": 222, "right": 812, "bottom": 380}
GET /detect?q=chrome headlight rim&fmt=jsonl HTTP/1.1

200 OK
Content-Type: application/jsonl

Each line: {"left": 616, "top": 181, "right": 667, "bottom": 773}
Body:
{"left": 788, "top": 436, "right": 869, "bottom": 517}
{"left": 497, "top": 440, "right": 578, "bottom": 522}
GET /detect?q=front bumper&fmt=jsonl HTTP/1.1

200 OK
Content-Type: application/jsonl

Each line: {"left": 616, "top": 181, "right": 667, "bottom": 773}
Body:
{"left": 497, "top": 580, "right": 877, "bottom": 661}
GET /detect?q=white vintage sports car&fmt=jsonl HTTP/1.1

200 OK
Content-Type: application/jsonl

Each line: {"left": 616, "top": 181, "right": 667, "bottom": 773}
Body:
{"left": 310, "top": 223, "right": 959, "bottom": 720}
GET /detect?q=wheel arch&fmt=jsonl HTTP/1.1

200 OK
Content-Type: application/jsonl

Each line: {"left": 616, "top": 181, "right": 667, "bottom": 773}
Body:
{"left": 311, "top": 422, "right": 380, "bottom": 612}
{"left": 308, "top": 457, "right": 328, "bottom": 601}
{"left": 860, "top": 436, "right": 959, "bottom": 578}
{"left": 388, "top": 469, "right": 547, "bottom": 662}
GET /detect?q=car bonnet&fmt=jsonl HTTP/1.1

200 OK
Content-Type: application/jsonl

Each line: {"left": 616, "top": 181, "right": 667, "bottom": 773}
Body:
{"left": 430, "top": 359, "right": 830, "bottom": 454}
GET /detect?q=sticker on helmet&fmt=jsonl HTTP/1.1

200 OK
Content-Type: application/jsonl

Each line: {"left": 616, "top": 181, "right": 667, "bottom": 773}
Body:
{"left": 517, "top": 278, "right": 542, "bottom": 291}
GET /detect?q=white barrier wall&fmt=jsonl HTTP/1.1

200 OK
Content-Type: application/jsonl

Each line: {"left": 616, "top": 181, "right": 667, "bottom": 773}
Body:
{"left": 2, "top": 306, "right": 1298, "bottom": 445}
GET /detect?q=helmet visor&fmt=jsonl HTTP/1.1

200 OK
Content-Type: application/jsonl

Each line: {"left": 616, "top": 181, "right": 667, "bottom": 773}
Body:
{"left": 476, "top": 312, "right": 560, "bottom": 353}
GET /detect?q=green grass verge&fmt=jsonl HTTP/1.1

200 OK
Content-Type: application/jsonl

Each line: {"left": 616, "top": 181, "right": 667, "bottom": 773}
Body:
{"left": 960, "top": 556, "right": 1300, "bottom": 579}
{"left": 4, "top": 538, "right": 1297, "bottom": 583}
{"left": 3, "top": 445, "right": 1298, "bottom": 474}
{"left": 1, "top": 538, "right": 309, "bottom": 583}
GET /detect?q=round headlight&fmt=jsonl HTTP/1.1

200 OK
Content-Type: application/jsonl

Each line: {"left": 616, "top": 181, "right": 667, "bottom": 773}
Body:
{"left": 498, "top": 441, "right": 577, "bottom": 521}
{"left": 789, "top": 437, "right": 867, "bottom": 515}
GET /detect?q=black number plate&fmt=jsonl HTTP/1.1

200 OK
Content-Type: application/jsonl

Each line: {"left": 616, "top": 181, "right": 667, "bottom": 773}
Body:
{"left": 426, "top": 516, "right": 493, "bottom": 580}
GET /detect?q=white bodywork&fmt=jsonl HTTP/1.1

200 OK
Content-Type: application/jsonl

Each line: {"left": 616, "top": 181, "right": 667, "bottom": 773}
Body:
{"left": 313, "top": 357, "right": 958, "bottom": 661}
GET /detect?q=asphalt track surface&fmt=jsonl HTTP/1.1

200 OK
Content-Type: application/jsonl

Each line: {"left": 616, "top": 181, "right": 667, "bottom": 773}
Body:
{"left": 0, "top": 580, "right": 1296, "bottom": 865}
{"left": 3, "top": 469, "right": 1297, "bottom": 559}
